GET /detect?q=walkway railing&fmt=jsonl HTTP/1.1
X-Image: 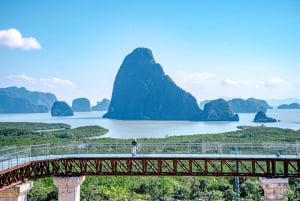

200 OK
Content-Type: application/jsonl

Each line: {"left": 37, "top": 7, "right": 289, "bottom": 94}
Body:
{"left": 1, "top": 142, "right": 299, "bottom": 171}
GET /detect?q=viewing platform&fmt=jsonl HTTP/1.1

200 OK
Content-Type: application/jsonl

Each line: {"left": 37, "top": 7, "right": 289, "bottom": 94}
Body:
{"left": 1, "top": 142, "right": 299, "bottom": 200}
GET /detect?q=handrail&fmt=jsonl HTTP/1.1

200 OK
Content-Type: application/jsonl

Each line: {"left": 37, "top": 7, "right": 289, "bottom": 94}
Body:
{"left": 1, "top": 142, "right": 299, "bottom": 171}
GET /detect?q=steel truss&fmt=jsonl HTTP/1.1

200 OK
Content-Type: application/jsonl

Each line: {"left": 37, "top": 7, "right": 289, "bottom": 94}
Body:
{"left": 1, "top": 156, "right": 300, "bottom": 191}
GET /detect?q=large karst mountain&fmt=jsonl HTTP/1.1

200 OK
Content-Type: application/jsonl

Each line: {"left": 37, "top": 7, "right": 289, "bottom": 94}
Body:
{"left": 103, "top": 48, "right": 202, "bottom": 120}
{"left": 103, "top": 47, "right": 238, "bottom": 121}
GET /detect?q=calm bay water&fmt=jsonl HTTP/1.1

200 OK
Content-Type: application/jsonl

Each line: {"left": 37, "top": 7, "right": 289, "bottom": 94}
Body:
{"left": 0, "top": 109, "right": 299, "bottom": 139}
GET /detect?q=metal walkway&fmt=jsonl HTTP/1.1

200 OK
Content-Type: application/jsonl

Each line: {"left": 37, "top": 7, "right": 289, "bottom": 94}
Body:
{"left": 1, "top": 142, "right": 300, "bottom": 191}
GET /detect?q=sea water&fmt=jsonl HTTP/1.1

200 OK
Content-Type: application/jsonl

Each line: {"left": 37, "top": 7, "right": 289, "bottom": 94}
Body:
{"left": 0, "top": 109, "right": 299, "bottom": 139}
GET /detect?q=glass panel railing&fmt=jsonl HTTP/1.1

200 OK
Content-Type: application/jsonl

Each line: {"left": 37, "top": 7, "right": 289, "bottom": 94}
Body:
{"left": 1, "top": 142, "right": 300, "bottom": 171}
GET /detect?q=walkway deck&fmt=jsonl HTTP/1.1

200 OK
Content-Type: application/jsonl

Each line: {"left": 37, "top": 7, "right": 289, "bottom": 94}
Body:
{"left": 1, "top": 142, "right": 300, "bottom": 191}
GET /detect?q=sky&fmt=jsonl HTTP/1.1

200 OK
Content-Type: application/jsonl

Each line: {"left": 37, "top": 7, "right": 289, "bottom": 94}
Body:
{"left": 0, "top": 0, "right": 299, "bottom": 105}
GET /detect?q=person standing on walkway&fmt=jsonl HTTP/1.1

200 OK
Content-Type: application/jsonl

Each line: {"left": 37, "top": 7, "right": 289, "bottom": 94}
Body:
{"left": 132, "top": 139, "right": 137, "bottom": 156}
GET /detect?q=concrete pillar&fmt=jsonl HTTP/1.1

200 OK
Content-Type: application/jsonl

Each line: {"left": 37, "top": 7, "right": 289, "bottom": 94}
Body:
{"left": 0, "top": 181, "right": 33, "bottom": 201}
{"left": 259, "top": 177, "right": 289, "bottom": 201}
{"left": 53, "top": 176, "right": 85, "bottom": 201}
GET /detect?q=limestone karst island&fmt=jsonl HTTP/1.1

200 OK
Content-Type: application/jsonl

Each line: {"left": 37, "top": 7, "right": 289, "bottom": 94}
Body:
{"left": 104, "top": 47, "right": 239, "bottom": 121}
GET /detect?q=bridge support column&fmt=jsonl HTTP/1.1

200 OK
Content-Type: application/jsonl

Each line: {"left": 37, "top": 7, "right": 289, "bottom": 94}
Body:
{"left": 53, "top": 176, "right": 85, "bottom": 201}
{"left": 259, "top": 177, "right": 288, "bottom": 201}
{"left": 0, "top": 181, "right": 33, "bottom": 201}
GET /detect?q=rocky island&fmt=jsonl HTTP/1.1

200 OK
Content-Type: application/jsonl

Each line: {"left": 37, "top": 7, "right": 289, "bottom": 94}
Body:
{"left": 0, "top": 86, "right": 57, "bottom": 113}
{"left": 277, "top": 103, "right": 300, "bottom": 109}
{"left": 203, "top": 99, "right": 239, "bottom": 121}
{"left": 253, "top": 111, "right": 277, "bottom": 123}
{"left": 228, "top": 98, "right": 272, "bottom": 113}
{"left": 103, "top": 47, "right": 238, "bottom": 121}
{"left": 72, "top": 98, "right": 91, "bottom": 112}
{"left": 91, "top": 98, "right": 110, "bottom": 111}
{"left": 51, "top": 101, "right": 74, "bottom": 116}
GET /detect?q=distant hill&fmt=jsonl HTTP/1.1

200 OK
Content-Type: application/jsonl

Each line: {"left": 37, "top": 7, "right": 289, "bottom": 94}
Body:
{"left": 199, "top": 100, "right": 211, "bottom": 110}
{"left": 267, "top": 98, "right": 300, "bottom": 107}
{"left": 103, "top": 47, "right": 238, "bottom": 121}
{"left": 247, "top": 98, "right": 272, "bottom": 109}
{"left": 202, "top": 99, "right": 239, "bottom": 121}
{"left": 72, "top": 97, "right": 91, "bottom": 112}
{"left": 0, "top": 93, "right": 48, "bottom": 113}
{"left": 277, "top": 103, "right": 300, "bottom": 109}
{"left": 228, "top": 98, "right": 272, "bottom": 113}
{"left": 91, "top": 98, "right": 110, "bottom": 111}
{"left": 0, "top": 87, "right": 57, "bottom": 113}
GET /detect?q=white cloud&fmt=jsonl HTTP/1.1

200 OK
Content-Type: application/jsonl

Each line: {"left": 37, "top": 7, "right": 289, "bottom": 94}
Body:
{"left": 40, "top": 77, "right": 74, "bottom": 88}
{"left": 264, "top": 77, "right": 285, "bottom": 88}
{"left": 164, "top": 70, "right": 300, "bottom": 101}
{"left": 7, "top": 74, "right": 35, "bottom": 84}
{"left": 220, "top": 78, "right": 239, "bottom": 87}
{"left": 6, "top": 74, "right": 76, "bottom": 103}
{"left": 0, "top": 28, "right": 41, "bottom": 50}
{"left": 170, "top": 70, "right": 216, "bottom": 84}
{"left": 7, "top": 74, "right": 74, "bottom": 89}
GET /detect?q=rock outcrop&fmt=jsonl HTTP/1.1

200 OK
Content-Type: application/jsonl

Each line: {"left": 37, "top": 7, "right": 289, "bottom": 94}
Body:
{"left": 103, "top": 48, "right": 203, "bottom": 120}
{"left": 247, "top": 98, "right": 273, "bottom": 109}
{"left": 0, "top": 86, "right": 57, "bottom": 113}
{"left": 0, "top": 93, "right": 48, "bottom": 113}
{"left": 103, "top": 47, "right": 239, "bottom": 121}
{"left": 51, "top": 101, "right": 73, "bottom": 116}
{"left": 202, "top": 99, "right": 239, "bottom": 121}
{"left": 253, "top": 111, "right": 277, "bottom": 123}
{"left": 91, "top": 98, "right": 110, "bottom": 111}
{"left": 72, "top": 98, "right": 91, "bottom": 112}
{"left": 228, "top": 98, "right": 270, "bottom": 113}
{"left": 277, "top": 103, "right": 300, "bottom": 109}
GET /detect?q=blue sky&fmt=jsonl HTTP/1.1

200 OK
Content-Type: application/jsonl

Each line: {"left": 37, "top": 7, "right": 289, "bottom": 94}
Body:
{"left": 0, "top": 0, "right": 299, "bottom": 105}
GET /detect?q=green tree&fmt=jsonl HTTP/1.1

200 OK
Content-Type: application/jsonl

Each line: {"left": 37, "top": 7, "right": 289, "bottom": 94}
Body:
{"left": 190, "top": 178, "right": 209, "bottom": 200}
{"left": 208, "top": 190, "right": 223, "bottom": 200}
{"left": 287, "top": 182, "right": 300, "bottom": 200}
{"left": 27, "top": 178, "right": 57, "bottom": 201}
{"left": 223, "top": 188, "right": 235, "bottom": 201}
{"left": 240, "top": 179, "right": 263, "bottom": 200}
{"left": 172, "top": 186, "right": 189, "bottom": 200}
